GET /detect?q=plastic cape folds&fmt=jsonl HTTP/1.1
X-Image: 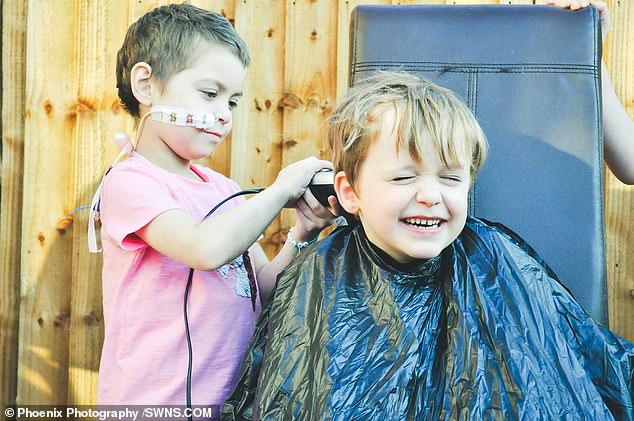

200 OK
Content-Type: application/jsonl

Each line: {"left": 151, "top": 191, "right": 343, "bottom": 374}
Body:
{"left": 222, "top": 217, "right": 634, "bottom": 420}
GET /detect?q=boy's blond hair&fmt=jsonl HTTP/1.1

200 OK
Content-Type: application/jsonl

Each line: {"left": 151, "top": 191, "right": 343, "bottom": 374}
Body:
{"left": 116, "top": 4, "right": 250, "bottom": 118}
{"left": 328, "top": 71, "right": 488, "bottom": 188}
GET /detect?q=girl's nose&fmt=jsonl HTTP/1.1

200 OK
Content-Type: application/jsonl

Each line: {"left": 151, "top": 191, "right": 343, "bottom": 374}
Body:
{"left": 416, "top": 180, "right": 441, "bottom": 207}
{"left": 215, "top": 105, "right": 232, "bottom": 125}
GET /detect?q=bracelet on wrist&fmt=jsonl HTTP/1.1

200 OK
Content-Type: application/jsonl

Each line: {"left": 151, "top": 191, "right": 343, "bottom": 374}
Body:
{"left": 287, "top": 227, "right": 318, "bottom": 251}
{"left": 274, "top": 228, "right": 319, "bottom": 267}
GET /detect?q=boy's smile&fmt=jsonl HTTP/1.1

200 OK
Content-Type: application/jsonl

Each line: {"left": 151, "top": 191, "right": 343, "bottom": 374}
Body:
{"left": 338, "top": 106, "right": 471, "bottom": 263}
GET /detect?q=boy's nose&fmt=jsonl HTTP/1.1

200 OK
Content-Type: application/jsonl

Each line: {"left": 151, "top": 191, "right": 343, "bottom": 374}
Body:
{"left": 416, "top": 181, "right": 441, "bottom": 207}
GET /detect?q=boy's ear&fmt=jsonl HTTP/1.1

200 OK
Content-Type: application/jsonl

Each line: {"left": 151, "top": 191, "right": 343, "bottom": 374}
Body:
{"left": 130, "top": 62, "right": 154, "bottom": 107}
{"left": 334, "top": 171, "right": 360, "bottom": 215}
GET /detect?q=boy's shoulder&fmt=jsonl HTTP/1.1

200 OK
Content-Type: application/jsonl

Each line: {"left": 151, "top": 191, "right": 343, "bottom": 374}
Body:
{"left": 456, "top": 216, "right": 568, "bottom": 305}
{"left": 460, "top": 216, "right": 557, "bottom": 276}
{"left": 462, "top": 216, "right": 510, "bottom": 240}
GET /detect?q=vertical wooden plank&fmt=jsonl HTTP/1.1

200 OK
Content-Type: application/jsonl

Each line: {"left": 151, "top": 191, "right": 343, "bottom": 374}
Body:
{"left": 131, "top": 0, "right": 172, "bottom": 17}
{"left": 605, "top": 0, "right": 634, "bottom": 341}
{"left": 65, "top": 1, "right": 133, "bottom": 406}
{"left": 196, "top": 0, "right": 235, "bottom": 19}
{"left": 1, "top": 0, "right": 27, "bottom": 409}
{"left": 232, "top": 0, "right": 287, "bottom": 256}
{"left": 281, "top": 0, "right": 338, "bottom": 233}
{"left": 18, "top": 0, "right": 79, "bottom": 404}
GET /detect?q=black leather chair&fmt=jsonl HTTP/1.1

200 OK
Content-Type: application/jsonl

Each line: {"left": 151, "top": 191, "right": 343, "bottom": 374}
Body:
{"left": 349, "top": 5, "right": 606, "bottom": 324}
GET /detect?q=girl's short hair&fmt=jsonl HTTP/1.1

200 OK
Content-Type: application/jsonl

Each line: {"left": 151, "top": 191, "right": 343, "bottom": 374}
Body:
{"left": 328, "top": 71, "right": 488, "bottom": 188}
{"left": 116, "top": 4, "right": 250, "bottom": 117}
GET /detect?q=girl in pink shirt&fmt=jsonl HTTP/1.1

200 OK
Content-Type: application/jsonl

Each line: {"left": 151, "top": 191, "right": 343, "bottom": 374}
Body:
{"left": 95, "top": 4, "right": 336, "bottom": 413}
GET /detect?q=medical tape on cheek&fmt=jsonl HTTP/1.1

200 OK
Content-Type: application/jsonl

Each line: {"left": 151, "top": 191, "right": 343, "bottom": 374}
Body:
{"left": 150, "top": 105, "right": 218, "bottom": 129}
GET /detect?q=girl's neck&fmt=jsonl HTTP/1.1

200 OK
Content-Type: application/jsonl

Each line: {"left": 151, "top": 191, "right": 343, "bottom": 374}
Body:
{"left": 133, "top": 110, "right": 206, "bottom": 181}
{"left": 134, "top": 138, "right": 200, "bottom": 180}
{"left": 133, "top": 114, "right": 199, "bottom": 180}
{"left": 134, "top": 149, "right": 203, "bottom": 181}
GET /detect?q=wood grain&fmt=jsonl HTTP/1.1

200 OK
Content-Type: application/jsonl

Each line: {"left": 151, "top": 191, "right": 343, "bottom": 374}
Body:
{"left": 1, "top": 0, "right": 27, "bottom": 408}
{"left": 18, "top": 0, "right": 77, "bottom": 404}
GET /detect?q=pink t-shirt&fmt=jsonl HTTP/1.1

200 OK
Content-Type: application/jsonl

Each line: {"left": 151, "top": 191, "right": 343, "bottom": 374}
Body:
{"left": 97, "top": 153, "right": 261, "bottom": 407}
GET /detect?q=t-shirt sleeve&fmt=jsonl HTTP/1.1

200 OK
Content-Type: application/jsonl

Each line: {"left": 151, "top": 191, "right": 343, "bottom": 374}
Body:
{"left": 100, "top": 164, "right": 182, "bottom": 250}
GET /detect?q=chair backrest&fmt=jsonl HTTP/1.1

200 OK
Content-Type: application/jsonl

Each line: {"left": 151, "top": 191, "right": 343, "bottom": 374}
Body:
{"left": 349, "top": 5, "right": 606, "bottom": 324}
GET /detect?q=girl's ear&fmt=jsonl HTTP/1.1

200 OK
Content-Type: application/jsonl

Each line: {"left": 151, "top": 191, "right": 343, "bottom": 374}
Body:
{"left": 334, "top": 171, "right": 360, "bottom": 215}
{"left": 130, "top": 62, "right": 154, "bottom": 107}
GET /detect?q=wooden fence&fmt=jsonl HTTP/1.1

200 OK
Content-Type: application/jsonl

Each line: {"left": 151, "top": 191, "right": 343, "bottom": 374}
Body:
{"left": 1, "top": 0, "right": 632, "bottom": 408}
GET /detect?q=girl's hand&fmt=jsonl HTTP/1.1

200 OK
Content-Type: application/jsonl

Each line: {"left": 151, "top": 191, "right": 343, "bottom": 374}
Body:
{"left": 269, "top": 156, "right": 333, "bottom": 206}
{"left": 547, "top": 1, "right": 610, "bottom": 43}
{"left": 255, "top": 189, "right": 339, "bottom": 301}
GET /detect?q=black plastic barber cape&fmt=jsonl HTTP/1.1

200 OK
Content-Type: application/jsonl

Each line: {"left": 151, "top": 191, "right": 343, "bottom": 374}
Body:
{"left": 350, "top": 5, "right": 606, "bottom": 325}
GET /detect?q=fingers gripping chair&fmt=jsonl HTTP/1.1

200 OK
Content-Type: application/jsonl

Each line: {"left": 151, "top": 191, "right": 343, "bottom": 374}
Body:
{"left": 349, "top": 5, "right": 606, "bottom": 324}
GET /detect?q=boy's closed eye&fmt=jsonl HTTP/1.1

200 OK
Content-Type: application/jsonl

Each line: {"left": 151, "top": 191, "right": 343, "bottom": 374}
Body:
{"left": 389, "top": 174, "right": 465, "bottom": 184}
{"left": 439, "top": 174, "right": 464, "bottom": 183}
{"left": 391, "top": 175, "right": 417, "bottom": 184}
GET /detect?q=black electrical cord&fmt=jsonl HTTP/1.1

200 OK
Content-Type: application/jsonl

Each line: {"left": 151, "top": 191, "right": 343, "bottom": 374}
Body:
{"left": 184, "top": 188, "right": 264, "bottom": 420}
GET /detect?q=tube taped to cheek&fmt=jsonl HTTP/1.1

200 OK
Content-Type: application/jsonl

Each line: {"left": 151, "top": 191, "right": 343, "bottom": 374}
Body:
{"left": 151, "top": 105, "right": 218, "bottom": 129}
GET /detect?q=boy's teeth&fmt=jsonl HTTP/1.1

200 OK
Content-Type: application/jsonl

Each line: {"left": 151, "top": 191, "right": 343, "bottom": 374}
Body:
{"left": 405, "top": 218, "right": 441, "bottom": 227}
